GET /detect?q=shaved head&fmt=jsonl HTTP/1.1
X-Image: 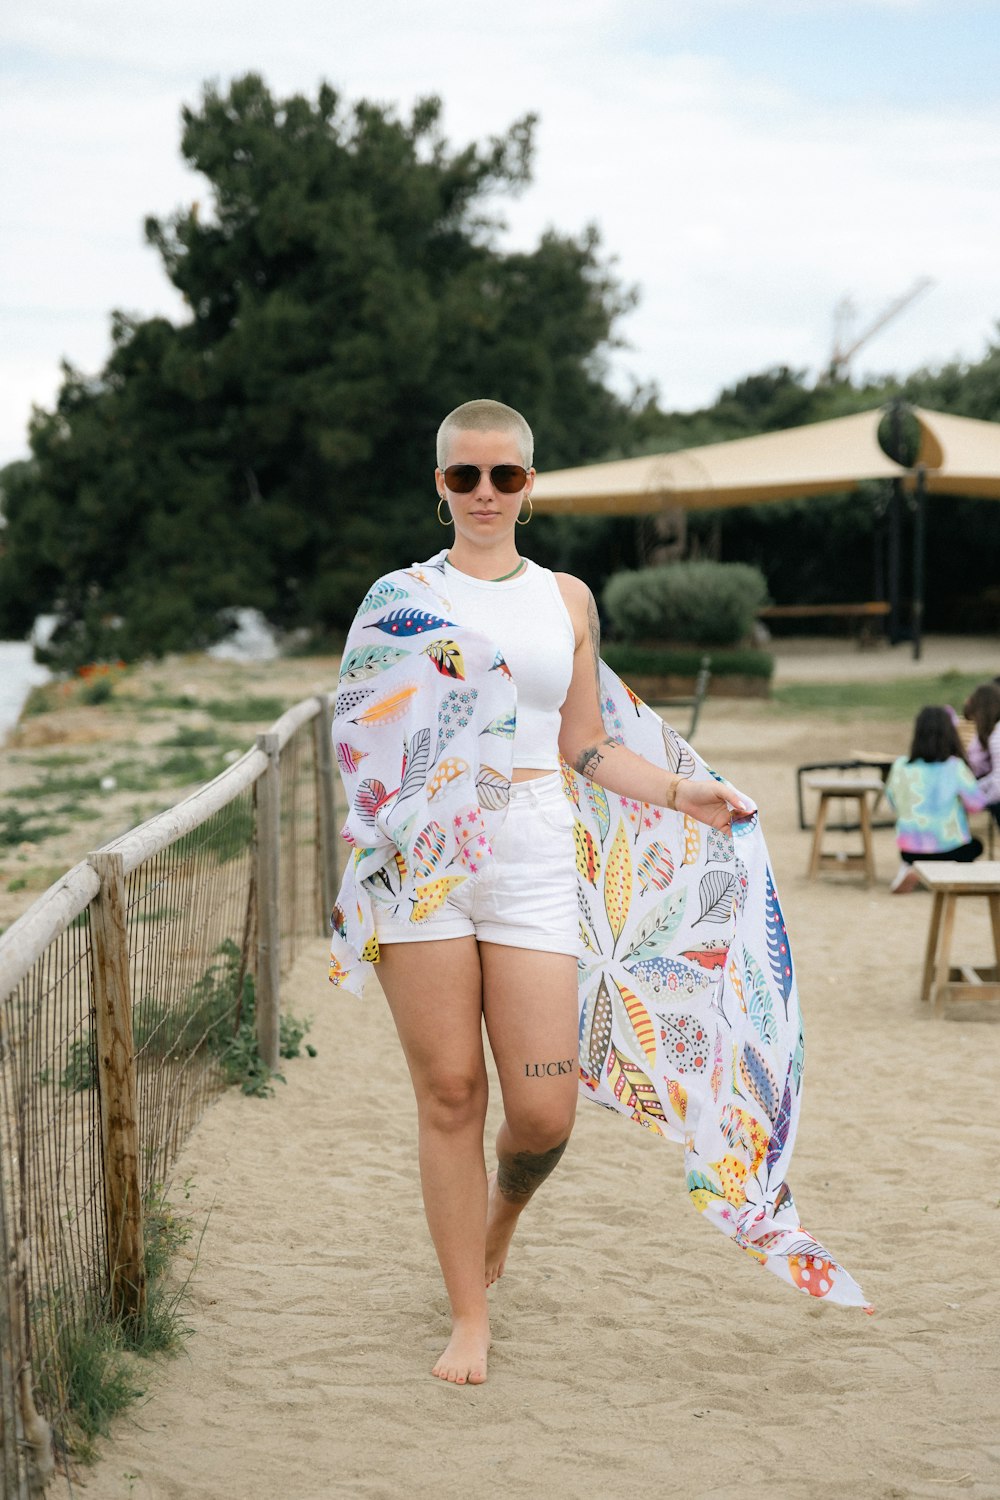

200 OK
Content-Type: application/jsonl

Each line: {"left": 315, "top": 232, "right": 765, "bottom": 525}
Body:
{"left": 436, "top": 399, "right": 534, "bottom": 469}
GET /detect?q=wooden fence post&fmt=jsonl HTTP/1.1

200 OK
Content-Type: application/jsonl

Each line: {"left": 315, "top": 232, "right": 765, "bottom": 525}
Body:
{"left": 1, "top": 1166, "right": 31, "bottom": 1500}
{"left": 88, "top": 852, "right": 146, "bottom": 1325}
{"left": 255, "top": 734, "right": 281, "bottom": 1071}
{"left": 313, "top": 695, "right": 339, "bottom": 931}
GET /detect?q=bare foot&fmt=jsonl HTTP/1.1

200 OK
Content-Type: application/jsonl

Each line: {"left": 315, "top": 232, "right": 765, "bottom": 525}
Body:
{"left": 431, "top": 1313, "right": 490, "bottom": 1385}
{"left": 485, "top": 1170, "right": 522, "bottom": 1287}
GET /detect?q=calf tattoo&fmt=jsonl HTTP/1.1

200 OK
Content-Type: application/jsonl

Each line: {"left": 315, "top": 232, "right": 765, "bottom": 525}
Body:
{"left": 497, "top": 1139, "right": 569, "bottom": 1204}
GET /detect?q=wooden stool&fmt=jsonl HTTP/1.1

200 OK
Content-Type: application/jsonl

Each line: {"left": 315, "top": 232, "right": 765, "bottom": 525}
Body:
{"left": 804, "top": 777, "right": 883, "bottom": 884}
{"left": 914, "top": 861, "right": 1000, "bottom": 1011}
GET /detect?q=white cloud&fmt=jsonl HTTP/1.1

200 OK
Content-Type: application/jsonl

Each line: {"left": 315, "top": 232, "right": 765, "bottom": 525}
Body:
{"left": 1, "top": 2, "right": 998, "bottom": 464}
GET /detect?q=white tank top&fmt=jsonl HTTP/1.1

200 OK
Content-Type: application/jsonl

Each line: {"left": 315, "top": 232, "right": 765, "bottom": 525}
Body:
{"left": 442, "top": 559, "right": 576, "bottom": 770}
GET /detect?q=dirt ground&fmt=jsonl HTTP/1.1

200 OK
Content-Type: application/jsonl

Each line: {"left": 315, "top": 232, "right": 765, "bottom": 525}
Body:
{"left": 3, "top": 641, "right": 1000, "bottom": 1499}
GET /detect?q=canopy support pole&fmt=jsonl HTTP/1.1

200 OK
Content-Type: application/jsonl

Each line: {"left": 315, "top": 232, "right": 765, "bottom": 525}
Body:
{"left": 911, "top": 466, "right": 926, "bottom": 661}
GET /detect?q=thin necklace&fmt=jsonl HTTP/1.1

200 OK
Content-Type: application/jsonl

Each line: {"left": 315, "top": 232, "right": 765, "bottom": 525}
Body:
{"left": 446, "top": 556, "right": 526, "bottom": 583}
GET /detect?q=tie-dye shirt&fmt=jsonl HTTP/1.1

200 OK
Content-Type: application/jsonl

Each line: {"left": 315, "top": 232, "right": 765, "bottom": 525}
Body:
{"left": 885, "top": 755, "right": 987, "bottom": 853}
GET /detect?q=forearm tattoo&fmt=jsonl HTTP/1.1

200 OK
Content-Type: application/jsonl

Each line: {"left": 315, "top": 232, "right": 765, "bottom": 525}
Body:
{"left": 497, "top": 1139, "right": 569, "bottom": 1204}
{"left": 574, "top": 735, "right": 616, "bottom": 778}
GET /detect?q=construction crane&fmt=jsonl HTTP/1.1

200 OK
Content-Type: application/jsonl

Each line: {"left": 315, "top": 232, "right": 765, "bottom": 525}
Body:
{"left": 823, "top": 276, "right": 934, "bottom": 382}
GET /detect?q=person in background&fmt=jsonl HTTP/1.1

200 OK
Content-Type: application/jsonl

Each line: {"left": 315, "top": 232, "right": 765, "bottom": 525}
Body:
{"left": 963, "top": 682, "right": 1000, "bottom": 831}
{"left": 885, "top": 705, "right": 986, "bottom": 894}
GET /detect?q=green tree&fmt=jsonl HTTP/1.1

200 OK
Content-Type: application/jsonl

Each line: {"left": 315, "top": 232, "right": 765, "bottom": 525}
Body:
{"left": 0, "top": 76, "right": 635, "bottom": 659}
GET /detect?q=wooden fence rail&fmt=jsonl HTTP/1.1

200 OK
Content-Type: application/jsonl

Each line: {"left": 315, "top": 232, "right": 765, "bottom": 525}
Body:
{"left": 0, "top": 692, "right": 338, "bottom": 1496}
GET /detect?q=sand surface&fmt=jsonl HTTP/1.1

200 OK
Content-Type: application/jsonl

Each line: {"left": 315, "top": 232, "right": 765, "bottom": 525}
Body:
{"left": 69, "top": 677, "right": 1000, "bottom": 1500}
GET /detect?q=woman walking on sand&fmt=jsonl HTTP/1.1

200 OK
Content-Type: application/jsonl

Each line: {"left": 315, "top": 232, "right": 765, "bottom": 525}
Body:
{"left": 329, "top": 400, "right": 869, "bottom": 1386}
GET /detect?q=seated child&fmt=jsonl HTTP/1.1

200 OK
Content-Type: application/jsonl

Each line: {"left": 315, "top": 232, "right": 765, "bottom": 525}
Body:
{"left": 885, "top": 705, "right": 986, "bottom": 894}
{"left": 963, "top": 682, "right": 1000, "bottom": 829}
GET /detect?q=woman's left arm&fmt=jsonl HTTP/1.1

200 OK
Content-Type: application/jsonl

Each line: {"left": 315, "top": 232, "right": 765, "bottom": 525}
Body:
{"left": 556, "top": 575, "right": 755, "bottom": 831}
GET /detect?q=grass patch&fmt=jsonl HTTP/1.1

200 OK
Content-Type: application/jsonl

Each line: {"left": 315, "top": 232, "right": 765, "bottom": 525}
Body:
{"left": 132, "top": 692, "right": 286, "bottom": 723}
{"left": 38, "top": 1180, "right": 196, "bottom": 1462}
{"left": 156, "top": 750, "right": 227, "bottom": 783}
{"left": 603, "top": 644, "right": 774, "bottom": 679}
{"left": 162, "top": 726, "right": 224, "bottom": 748}
{"left": 11, "top": 771, "right": 104, "bottom": 801}
{"left": 772, "top": 671, "right": 986, "bottom": 719}
{"left": 0, "top": 807, "right": 68, "bottom": 847}
{"left": 15, "top": 752, "right": 93, "bottom": 768}
{"left": 62, "top": 939, "right": 315, "bottom": 1098}
{"left": 201, "top": 695, "right": 288, "bottom": 723}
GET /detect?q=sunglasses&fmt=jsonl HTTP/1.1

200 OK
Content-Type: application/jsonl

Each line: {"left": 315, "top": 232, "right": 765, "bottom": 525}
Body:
{"left": 443, "top": 464, "right": 528, "bottom": 494}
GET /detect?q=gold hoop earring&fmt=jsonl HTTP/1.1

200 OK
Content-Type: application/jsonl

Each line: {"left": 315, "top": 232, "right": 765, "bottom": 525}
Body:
{"left": 516, "top": 495, "right": 533, "bottom": 526}
{"left": 436, "top": 496, "right": 452, "bottom": 526}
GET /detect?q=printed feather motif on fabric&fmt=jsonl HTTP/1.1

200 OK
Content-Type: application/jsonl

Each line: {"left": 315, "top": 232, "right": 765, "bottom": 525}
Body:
{"left": 482, "top": 712, "right": 516, "bottom": 740}
{"left": 426, "top": 757, "right": 470, "bottom": 800}
{"left": 579, "top": 973, "right": 614, "bottom": 1085}
{"left": 611, "top": 979, "right": 658, "bottom": 1069}
{"left": 585, "top": 781, "right": 611, "bottom": 844}
{"left": 339, "top": 644, "right": 408, "bottom": 681}
{"left": 354, "top": 779, "right": 391, "bottom": 827}
{"left": 621, "top": 889, "right": 687, "bottom": 963}
{"left": 765, "top": 868, "right": 794, "bottom": 1011}
{"left": 351, "top": 684, "right": 419, "bottom": 727}
{"left": 766, "top": 1065, "right": 795, "bottom": 1173}
{"left": 706, "top": 825, "right": 735, "bottom": 863}
{"left": 662, "top": 724, "right": 696, "bottom": 779}
{"left": 396, "top": 728, "right": 432, "bottom": 805}
{"left": 410, "top": 875, "right": 466, "bottom": 921}
{"left": 603, "top": 820, "right": 632, "bottom": 947}
{"left": 742, "top": 947, "right": 778, "bottom": 1047}
{"left": 657, "top": 1012, "right": 710, "bottom": 1074}
{"left": 412, "top": 821, "right": 447, "bottom": 879}
{"left": 336, "top": 741, "right": 367, "bottom": 776}
{"left": 422, "top": 638, "right": 466, "bottom": 680}
{"left": 696, "top": 868, "right": 737, "bottom": 925}
{"left": 574, "top": 820, "right": 601, "bottom": 885}
{"left": 682, "top": 815, "right": 701, "bottom": 866}
{"left": 637, "top": 840, "right": 674, "bottom": 894}
{"left": 367, "top": 607, "right": 453, "bottom": 637}
{"left": 475, "top": 765, "right": 510, "bottom": 811}
{"left": 739, "top": 1042, "right": 780, "bottom": 1123}
{"left": 336, "top": 683, "right": 377, "bottom": 717}
{"left": 625, "top": 955, "right": 713, "bottom": 1004}
{"left": 605, "top": 1047, "right": 667, "bottom": 1133}
{"left": 559, "top": 757, "right": 581, "bottom": 808}
{"left": 357, "top": 579, "right": 409, "bottom": 615}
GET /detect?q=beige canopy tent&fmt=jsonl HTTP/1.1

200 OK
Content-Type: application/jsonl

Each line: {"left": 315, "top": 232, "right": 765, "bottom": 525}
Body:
{"left": 531, "top": 403, "right": 1000, "bottom": 657}
{"left": 531, "top": 405, "right": 1000, "bottom": 515}
{"left": 915, "top": 408, "right": 1000, "bottom": 499}
{"left": 531, "top": 409, "right": 904, "bottom": 514}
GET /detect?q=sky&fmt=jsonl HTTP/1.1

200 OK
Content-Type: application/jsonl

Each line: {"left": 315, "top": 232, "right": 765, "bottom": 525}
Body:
{"left": 2, "top": 0, "right": 999, "bottom": 467}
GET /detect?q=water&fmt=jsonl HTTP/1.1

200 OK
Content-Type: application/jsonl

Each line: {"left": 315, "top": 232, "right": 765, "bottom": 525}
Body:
{"left": 0, "top": 641, "right": 51, "bottom": 736}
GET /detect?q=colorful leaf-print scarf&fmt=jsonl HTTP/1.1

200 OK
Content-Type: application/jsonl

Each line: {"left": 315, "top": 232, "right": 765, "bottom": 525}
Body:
{"left": 329, "top": 550, "right": 870, "bottom": 1311}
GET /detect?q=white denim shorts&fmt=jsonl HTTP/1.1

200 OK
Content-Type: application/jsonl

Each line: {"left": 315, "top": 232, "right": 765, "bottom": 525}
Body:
{"left": 372, "top": 772, "right": 579, "bottom": 956}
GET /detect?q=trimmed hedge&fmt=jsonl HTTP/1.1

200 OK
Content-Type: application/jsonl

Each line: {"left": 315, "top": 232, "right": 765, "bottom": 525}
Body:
{"left": 602, "top": 561, "right": 770, "bottom": 646}
{"left": 602, "top": 644, "right": 774, "bottom": 679}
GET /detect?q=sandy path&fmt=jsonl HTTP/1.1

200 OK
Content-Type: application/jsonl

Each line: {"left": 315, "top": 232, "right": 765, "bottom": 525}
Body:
{"left": 80, "top": 703, "right": 1000, "bottom": 1500}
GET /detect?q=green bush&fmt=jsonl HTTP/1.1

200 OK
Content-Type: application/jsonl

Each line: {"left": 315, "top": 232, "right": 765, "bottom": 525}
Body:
{"left": 602, "top": 561, "right": 770, "bottom": 646}
{"left": 602, "top": 644, "right": 773, "bottom": 679}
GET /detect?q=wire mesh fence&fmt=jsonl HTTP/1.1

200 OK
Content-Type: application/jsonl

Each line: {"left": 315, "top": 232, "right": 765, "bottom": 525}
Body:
{"left": 0, "top": 698, "right": 334, "bottom": 1496}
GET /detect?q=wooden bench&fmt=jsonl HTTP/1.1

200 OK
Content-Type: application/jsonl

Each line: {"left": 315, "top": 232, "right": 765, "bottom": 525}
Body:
{"left": 758, "top": 602, "right": 890, "bottom": 648}
{"left": 913, "top": 861, "right": 1000, "bottom": 1011}
{"left": 804, "top": 775, "right": 884, "bottom": 884}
